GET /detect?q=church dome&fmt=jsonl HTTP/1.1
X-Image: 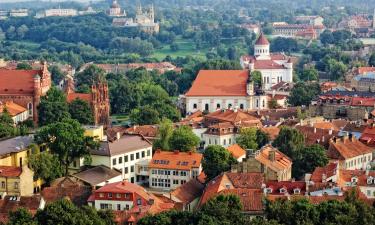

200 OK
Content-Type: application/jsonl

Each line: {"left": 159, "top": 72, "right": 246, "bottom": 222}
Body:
{"left": 111, "top": 0, "right": 121, "bottom": 8}
{"left": 255, "top": 33, "right": 270, "bottom": 45}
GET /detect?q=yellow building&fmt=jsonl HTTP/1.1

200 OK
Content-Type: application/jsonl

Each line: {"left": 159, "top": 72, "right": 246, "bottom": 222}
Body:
{"left": 84, "top": 125, "right": 104, "bottom": 141}
{"left": 0, "top": 165, "right": 34, "bottom": 196}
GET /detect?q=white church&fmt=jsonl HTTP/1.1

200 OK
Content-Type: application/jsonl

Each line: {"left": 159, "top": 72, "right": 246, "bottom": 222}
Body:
{"left": 240, "top": 33, "right": 293, "bottom": 90}
{"left": 184, "top": 34, "right": 292, "bottom": 114}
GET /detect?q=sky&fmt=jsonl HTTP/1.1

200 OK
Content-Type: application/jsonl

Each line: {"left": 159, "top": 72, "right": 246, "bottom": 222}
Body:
{"left": 1, "top": 0, "right": 103, "bottom": 2}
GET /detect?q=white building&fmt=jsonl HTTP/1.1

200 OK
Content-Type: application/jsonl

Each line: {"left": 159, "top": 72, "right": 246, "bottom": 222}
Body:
{"left": 148, "top": 150, "right": 203, "bottom": 191}
{"left": 0, "top": 101, "right": 29, "bottom": 124}
{"left": 88, "top": 134, "right": 153, "bottom": 184}
{"left": 41, "top": 8, "right": 78, "bottom": 17}
{"left": 240, "top": 33, "right": 294, "bottom": 90}
{"left": 9, "top": 9, "right": 28, "bottom": 17}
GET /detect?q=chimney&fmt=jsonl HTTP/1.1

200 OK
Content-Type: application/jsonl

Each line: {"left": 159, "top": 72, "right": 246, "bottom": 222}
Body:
{"left": 314, "top": 127, "right": 317, "bottom": 133}
{"left": 329, "top": 129, "right": 333, "bottom": 135}
{"left": 322, "top": 173, "right": 327, "bottom": 183}
{"left": 174, "top": 150, "right": 179, "bottom": 154}
{"left": 349, "top": 133, "right": 353, "bottom": 141}
{"left": 116, "top": 132, "right": 121, "bottom": 140}
{"left": 269, "top": 150, "right": 276, "bottom": 162}
{"left": 188, "top": 151, "right": 192, "bottom": 155}
{"left": 246, "top": 149, "right": 254, "bottom": 158}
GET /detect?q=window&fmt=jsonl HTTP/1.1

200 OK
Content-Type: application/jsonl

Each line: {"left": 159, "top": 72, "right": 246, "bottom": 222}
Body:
{"left": 1, "top": 182, "right": 4, "bottom": 189}
{"left": 125, "top": 193, "right": 129, "bottom": 199}
{"left": 267, "top": 77, "right": 270, "bottom": 84}
{"left": 217, "top": 103, "right": 221, "bottom": 109}
{"left": 125, "top": 204, "right": 130, "bottom": 210}
{"left": 209, "top": 139, "right": 211, "bottom": 144}
{"left": 137, "top": 198, "right": 142, "bottom": 205}
{"left": 214, "top": 139, "right": 217, "bottom": 145}
{"left": 205, "top": 104, "right": 209, "bottom": 111}
{"left": 173, "top": 170, "right": 178, "bottom": 176}
{"left": 19, "top": 157, "right": 22, "bottom": 167}
{"left": 229, "top": 138, "right": 232, "bottom": 144}
{"left": 131, "top": 177, "right": 134, "bottom": 183}
{"left": 180, "top": 171, "right": 187, "bottom": 176}
{"left": 125, "top": 155, "right": 128, "bottom": 162}
{"left": 112, "top": 158, "right": 117, "bottom": 166}
{"left": 27, "top": 102, "right": 33, "bottom": 116}
{"left": 228, "top": 104, "right": 232, "bottom": 109}
{"left": 131, "top": 166, "right": 134, "bottom": 173}
{"left": 130, "top": 154, "right": 134, "bottom": 161}
{"left": 125, "top": 167, "right": 128, "bottom": 174}
{"left": 173, "top": 180, "right": 178, "bottom": 184}
{"left": 14, "top": 182, "right": 18, "bottom": 189}
{"left": 181, "top": 180, "right": 186, "bottom": 185}
{"left": 240, "top": 104, "right": 244, "bottom": 109}
{"left": 262, "top": 100, "right": 265, "bottom": 108}
{"left": 193, "top": 103, "right": 197, "bottom": 109}
{"left": 223, "top": 139, "right": 226, "bottom": 145}
{"left": 256, "top": 99, "right": 259, "bottom": 108}
{"left": 116, "top": 193, "right": 121, "bottom": 198}
{"left": 152, "top": 169, "right": 156, "bottom": 174}
{"left": 142, "top": 151, "right": 145, "bottom": 158}
{"left": 147, "top": 150, "right": 151, "bottom": 156}
{"left": 136, "top": 153, "right": 140, "bottom": 159}
{"left": 73, "top": 160, "right": 77, "bottom": 168}
{"left": 108, "top": 193, "right": 112, "bottom": 198}
{"left": 119, "top": 157, "right": 123, "bottom": 164}
{"left": 367, "top": 190, "right": 371, "bottom": 196}
{"left": 117, "top": 204, "right": 121, "bottom": 210}
{"left": 99, "top": 193, "right": 104, "bottom": 197}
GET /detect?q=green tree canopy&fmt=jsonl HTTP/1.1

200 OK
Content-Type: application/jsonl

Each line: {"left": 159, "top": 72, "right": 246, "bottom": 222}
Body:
{"left": 75, "top": 65, "right": 105, "bottom": 92}
{"left": 251, "top": 71, "right": 262, "bottom": 87}
{"left": 203, "top": 145, "right": 237, "bottom": 181}
{"left": 49, "top": 65, "right": 66, "bottom": 86}
{"left": 34, "top": 118, "right": 98, "bottom": 175}
{"left": 292, "top": 144, "right": 329, "bottom": 179}
{"left": 68, "top": 98, "right": 94, "bottom": 125}
{"left": 169, "top": 126, "right": 200, "bottom": 152}
{"left": 272, "top": 126, "right": 304, "bottom": 158}
{"left": 288, "top": 82, "right": 321, "bottom": 106}
{"left": 153, "top": 118, "right": 174, "bottom": 150}
{"left": 236, "top": 127, "right": 258, "bottom": 150}
{"left": 38, "top": 87, "right": 71, "bottom": 126}
{"left": 299, "top": 67, "right": 319, "bottom": 81}
{"left": 0, "top": 108, "right": 15, "bottom": 138}
{"left": 130, "top": 106, "right": 160, "bottom": 126}
{"left": 27, "top": 151, "right": 64, "bottom": 184}
{"left": 16, "top": 62, "right": 32, "bottom": 70}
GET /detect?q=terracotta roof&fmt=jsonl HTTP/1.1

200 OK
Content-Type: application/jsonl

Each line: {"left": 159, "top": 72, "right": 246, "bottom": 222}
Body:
{"left": 42, "top": 177, "right": 92, "bottom": 206}
{"left": 357, "top": 67, "right": 375, "bottom": 75}
{"left": 199, "top": 172, "right": 264, "bottom": 212}
{"left": 295, "top": 125, "right": 338, "bottom": 147}
{"left": 312, "top": 121, "right": 341, "bottom": 131}
{"left": 149, "top": 150, "right": 202, "bottom": 170}
{"left": 360, "top": 126, "right": 375, "bottom": 146}
{"left": 261, "top": 126, "right": 280, "bottom": 140}
{"left": 171, "top": 179, "right": 204, "bottom": 204}
{"left": 91, "top": 180, "right": 152, "bottom": 201}
{"left": 91, "top": 134, "right": 152, "bottom": 157}
{"left": 125, "top": 125, "right": 158, "bottom": 138}
{"left": 266, "top": 181, "right": 307, "bottom": 195}
{"left": 310, "top": 162, "right": 339, "bottom": 183}
{"left": 205, "top": 109, "right": 261, "bottom": 125}
{"left": 351, "top": 97, "right": 375, "bottom": 107}
{"left": 0, "top": 69, "right": 41, "bottom": 94}
{"left": 255, "top": 33, "right": 270, "bottom": 45}
{"left": 254, "top": 60, "right": 286, "bottom": 70}
{"left": 227, "top": 144, "right": 246, "bottom": 159}
{"left": 0, "top": 196, "right": 42, "bottom": 223}
{"left": 66, "top": 93, "right": 92, "bottom": 103}
{"left": 255, "top": 145, "right": 292, "bottom": 172}
{"left": 327, "top": 137, "right": 373, "bottom": 160}
{"left": 0, "top": 166, "right": 22, "bottom": 177}
{"left": 72, "top": 165, "right": 122, "bottom": 186}
{"left": 0, "top": 101, "right": 27, "bottom": 116}
{"left": 185, "top": 70, "right": 249, "bottom": 97}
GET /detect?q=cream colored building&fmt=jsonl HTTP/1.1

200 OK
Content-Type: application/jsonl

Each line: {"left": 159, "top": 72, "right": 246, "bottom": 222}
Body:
{"left": 0, "top": 165, "right": 34, "bottom": 196}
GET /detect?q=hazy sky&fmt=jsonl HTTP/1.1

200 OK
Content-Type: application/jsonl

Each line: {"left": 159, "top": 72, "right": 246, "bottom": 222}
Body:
{"left": 1, "top": 0, "right": 102, "bottom": 2}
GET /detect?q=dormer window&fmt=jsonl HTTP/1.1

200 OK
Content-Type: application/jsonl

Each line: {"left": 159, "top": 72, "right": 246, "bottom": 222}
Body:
{"left": 351, "top": 177, "right": 358, "bottom": 184}
{"left": 367, "top": 177, "right": 373, "bottom": 185}
{"left": 293, "top": 188, "right": 301, "bottom": 195}
{"left": 266, "top": 188, "right": 273, "bottom": 194}
{"left": 279, "top": 188, "right": 287, "bottom": 194}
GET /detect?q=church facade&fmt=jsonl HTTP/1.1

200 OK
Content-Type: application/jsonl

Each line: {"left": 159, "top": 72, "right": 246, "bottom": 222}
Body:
{"left": 0, "top": 62, "right": 51, "bottom": 123}
{"left": 240, "top": 33, "right": 293, "bottom": 90}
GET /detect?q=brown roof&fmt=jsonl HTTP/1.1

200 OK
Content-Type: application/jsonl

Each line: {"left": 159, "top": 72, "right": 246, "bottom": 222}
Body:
{"left": 227, "top": 144, "right": 246, "bottom": 159}
{"left": 125, "top": 125, "right": 158, "bottom": 138}
{"left": 310, "top": 162, "right": 339, "bottom": 183}
{"left": 91, "top": 134, "right": 152, "bottom": 157}
{"left": 66, "top": 93, "right": 92, "bottom": 103}
{"left": 0, "top": 69, "right": 41, "bottom": 95}
{"left": 185, "top": 70, "right": 249, "bottom": 97}
{"left": 0, "top": 166, "right": 22, "bottom": 177}
{"left": 72, "top": 165, "right": 122, "bottom": 186}
{"left": 295, "top": 125, "right": 338, "bottom": 147}
{"left": 0, "top": 101, "right": 27, "bottom": 116}
{"left": 255, "top": 145, "right": 292, "bottom": 172}
{"left": 0, "top": 196, "right": 42, "bottom": 223}
{"left": 205, "top": 109, "right": 261, "bottom": 125}
{"left": 149, "top": 150, "right": 202, "bottom": 170}
{"left": 171, "top": 179, "right": 204, "bottom": 204}
{"left": 255, "top": 33, "right": 270, "bottom": 45}
{"left": 261, "top": 126, "right": 280, "bottom": 140}
{"left": 327, "top": 137, "right": 373, "bottom": 160}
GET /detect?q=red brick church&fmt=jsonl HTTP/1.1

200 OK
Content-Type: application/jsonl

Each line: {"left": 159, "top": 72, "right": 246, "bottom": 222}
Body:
{"left": 66, "top": 79, "right": 110, "bottom": 126}
{"left": 0, "top": 62, "right": 51, "bottom": 123}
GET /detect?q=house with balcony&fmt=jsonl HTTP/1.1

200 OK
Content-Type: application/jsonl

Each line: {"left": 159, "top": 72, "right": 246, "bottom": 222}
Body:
{"left": 148, "top": 150, "right": 203, "bottom": 191}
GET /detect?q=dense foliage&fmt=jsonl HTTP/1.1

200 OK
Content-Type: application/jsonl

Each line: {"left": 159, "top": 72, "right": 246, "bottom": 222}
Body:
{"left": 203, "top": 145, "right": 237, "bottom": 180}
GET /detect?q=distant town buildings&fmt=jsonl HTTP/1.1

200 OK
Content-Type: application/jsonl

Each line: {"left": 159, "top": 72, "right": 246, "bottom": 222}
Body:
{"left": 80, "top": 62, "right": 181, "bottom": 74}
{"left": 36, "top": 8, "right": 78, "bottom": 18}
{"left": 0, "top": 9, "right": 28, "bottom": 19}
{"left": 110, "top": 2, "right": 160, "bottom": 33}
{"left": 295, "top": 15, "right": 324, "bottom": 26}
{"left": 272, "top": 22, "right": 325, "bottom": 39}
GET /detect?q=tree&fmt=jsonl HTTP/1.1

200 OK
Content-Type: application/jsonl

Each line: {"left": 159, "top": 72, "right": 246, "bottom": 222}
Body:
{"left": 68, "top": 98, "right": 94, "bottom": 125}
{"left": 369, "top": 53, "right": 375, "bottom": 67}
{"left": 299, "top": 67, "right": 318, "bottom": 81}
{"left": 268, "top": 98, "right": 279, "bottom": 109}
{"left": 292, "top": 144, "right": 328, "bottom": 178}
{"left": 203, "top": 145, "right": 237, "bottom": 181}
{"left": 16, "top": 62, "right": 32, "bottom": 70}
{"left": 272, "top": 126, "right": 304, "bottom": 158}
{"left": 256, "top": 129, "right": 270, "bottom": 149}
{"left": 34, "top": 118, "right": 98, "bottom": 176}
{"left": 27, "top": 151, "right": 64, "bottom": 184}
{"left": 75, "top": 65, "right": 105, "bottom": 92}
{"left": 7, "top": 208, "right": 37, "bottom": 225}
{"left": 288, "top": 82, "right": 321, "bottom": 106}
{"left": 236, "top": 127, "right": 258, "bottom": 150}
{"left": 130, "top": 106, "right": 160, "bottom": 125}
{"left": 38, "top": 87, "right": 71, "bottom": 126}
{"left": 0, "top": 108, "right": 15, "bottom": 138}
{"left": 169, "top": 126, "right": 200, "bottom": 152}
{"left": 153, "top": 119, "right": 173, "bottom": 150}
{"left": 170, "top": 43, "right": 179, "bottom": 51}
{"left": 251, "top": 71, "right": 262, "bottom": 87}
{"left": 49, "top": 65, "right": 66, "bottom": 85}
{"left": 326, "top": 58, "right": 347, "bottom": 80}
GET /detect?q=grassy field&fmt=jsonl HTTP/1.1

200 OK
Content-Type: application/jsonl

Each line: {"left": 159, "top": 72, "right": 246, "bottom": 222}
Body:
{"left": 152, "top": 38, "right": 209, "bottom": 60}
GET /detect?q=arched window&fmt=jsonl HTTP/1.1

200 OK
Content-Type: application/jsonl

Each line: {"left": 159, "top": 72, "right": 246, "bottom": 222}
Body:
{"left": 262, "top": 100, "right": 265, "bottom": 108}
{"left": 205, "top": 104, "right": 209, "bottom": 111}
{"left": 217, "top": 103, "right": 221, "bottom": 109}
{"left": 256, "top": 99, "right": 259, "bottom": 108}
{"left": 223, "top": 139, "right": 226, "bottom": 145}
{"left": 228, "top": 104, "right": 232, "bottom": 109}
{"left": 27, "top": 103, "right": 33, "bottom": 116}
{"left": 240, "top": 104, "right": 244, "bottom": 109}
{"left": 193, "top": 103, "right": 197, "bottom": 109}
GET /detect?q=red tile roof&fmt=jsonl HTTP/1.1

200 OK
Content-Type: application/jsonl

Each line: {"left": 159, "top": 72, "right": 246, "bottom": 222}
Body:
{"left": 185, "top": 70, "right": 249, "bottom": 96}
{"left": 0, "top": 69, "right": 41, "bottom": 95}
{"left": 66, "top": 93, "right": 92, "bottom": 103}
{"left": 310, "top": 162, "right": 339, "bottom": 183}
{"left": 205, "top": 109, "right": 261, "bottom": 125}
{"left": 254, "top": 60, "right": 286, "bottom": 70}
{"left": 255, "top": 33, "right": 270, "bottom": 45}
{"left": 149, "top": 150, "right": 202, "bottom": 170}
{"left": 327, "top": 137, "right": 373, "bottom": 160}
{"left": 0, "top": 101, "right": 27, "bottom": 116}
{"left": 125, "top": 125, "right": 158, "bottom": 138}
{"left": 266, "top": 181, "right": 307, "bottom": 195}
{"left": 0, "top": 166, "right": 22, "bottom": 177}
{"left": 360, "top": 126, "right": 375, "bottom": 146}
{"left": 295, "top": 125, "right": 339, "bottom": 147}
{"left": 171, "top": 179, "right": 204, "bottom": 204}
{"left": 91, "top": 180, "right": 151, "bottom": 201}
{"left": 227, "top": 144, "right": 246, "bottom": 159}
{"left": 261, "top": 126, "right": 280, "bottom": 140}
{"left": 255, "top": 145, "right": 292, "bottom": 172}
{"left": 351, "top": 97, "right": 375, "bottom": 107}
{"left": 357, "top": 67, "right": 375, "bottom": 75}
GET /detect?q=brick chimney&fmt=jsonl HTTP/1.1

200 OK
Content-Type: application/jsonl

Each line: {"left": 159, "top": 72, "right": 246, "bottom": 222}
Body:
{"left": 269, "top": 150, "right": 276, "bottom": 162}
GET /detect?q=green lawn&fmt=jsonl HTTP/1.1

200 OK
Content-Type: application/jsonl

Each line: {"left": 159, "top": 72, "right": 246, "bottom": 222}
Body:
{"left": 152, "top": 38, "right": 208, "bottom": 60}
